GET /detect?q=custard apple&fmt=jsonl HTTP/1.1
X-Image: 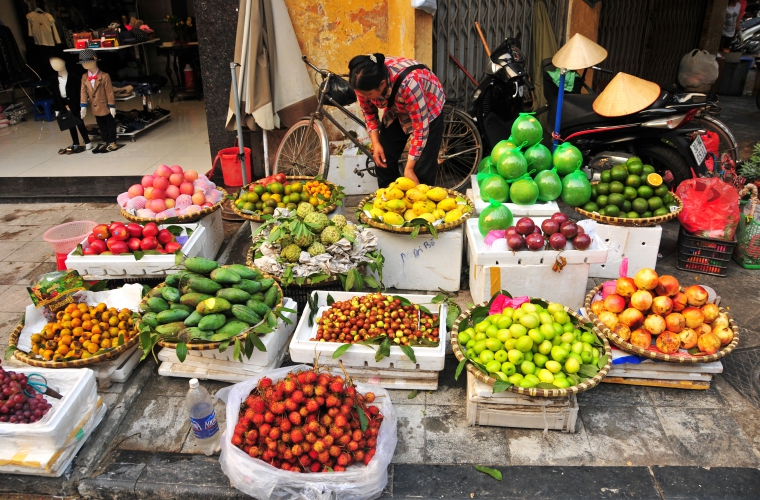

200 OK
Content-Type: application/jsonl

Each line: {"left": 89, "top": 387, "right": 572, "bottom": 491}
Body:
{"left": 297, "top": 202, "right": 315, "bottom": 219}
{"left": 307, "top": 242, "right": 326, "bottom": 257}
{"left": 293, "top": 231, "right": 313, "bottom": 248}
{"left": 320, "top": 226, "right": 341, "bottom": 246}
{"left": 276, "top": 234, "right": 293, "bottom": 248}
{"left": 304, "top": 212, "right": 329, "bottom": 233}
{"left": 330, "top": 214, "right": 347, "bottom": 229}
{"left": 280, "top": 244, "right": 302, "bottom": 263}
{"left": 342, "top": 223, "right": 358, "bottom": 238}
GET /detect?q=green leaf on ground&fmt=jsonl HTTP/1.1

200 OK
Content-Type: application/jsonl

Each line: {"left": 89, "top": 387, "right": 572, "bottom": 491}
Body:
{"left": 455, "top": 357, "right": 468, "bottom": 380}
{"left": 474, "top": 466, "right": 503, "bottom": 481}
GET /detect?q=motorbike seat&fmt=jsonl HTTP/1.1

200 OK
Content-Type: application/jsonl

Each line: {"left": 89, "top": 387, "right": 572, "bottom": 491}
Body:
{"left": 550, "top": 90, "right": 671, "bottom": 129}
{"left": 743, "top": 17, "right": 760, "bottom": 29}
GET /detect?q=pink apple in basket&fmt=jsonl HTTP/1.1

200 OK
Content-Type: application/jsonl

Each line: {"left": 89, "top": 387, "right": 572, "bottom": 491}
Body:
{"left": 141, "top": 175, "right": 155, "bottom": 188}
{"left": 201, "top": 202, "right": 213, "bottom": 209}
{"left": 165, "top": 199, "right": 175, "bottom": 209}
{"left": 126, "top": 237, "right": 142, "bottom": 252}
{"left": 169, "top": 173, "right": 184, "bottom": 186}
{"left": 155, "top": 165, "right": 172, "bottom": 178}
{"left": 179, "top": 182, "right": 194, "bottom": 195}
{"left": 149, "top": 199, "right": 167, "bottom": 213}
{"left": 153, "top": 176, "right": 169, "bottom": 190}
{"left": 170, "top": 165, "right": 184, "bottom": 175}
{"left": 151, "top": 188, "right": 166, "bottom": 201}
{"left": 140, "top": 237, "right": 158, "bottom": 250}
{"left": 144, "top": 187, "right": 154, "bottom": 200}
{"left": 184, "top": 170, "right": 199, "bottom": 182}
{"left": 191, "top": 192, "right": 206, "bottom": 205}
{"left": 128, "top": 184, "right": 144, "bottom": 198}
{"left": 165, "top": 185, "right": 180, "bottom": 199}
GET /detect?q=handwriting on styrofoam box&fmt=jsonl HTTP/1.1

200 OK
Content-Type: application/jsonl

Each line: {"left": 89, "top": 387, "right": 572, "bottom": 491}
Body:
{"left": 400, "top": 238, "right": 436, "bottom": 265}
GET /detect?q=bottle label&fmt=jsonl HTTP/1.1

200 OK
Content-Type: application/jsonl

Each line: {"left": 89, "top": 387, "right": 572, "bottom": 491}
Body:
{"left": 190, "top": 412, "right": 219, "bottom": 439}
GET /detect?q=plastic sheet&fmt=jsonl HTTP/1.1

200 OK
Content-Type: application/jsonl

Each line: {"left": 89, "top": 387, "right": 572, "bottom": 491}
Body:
{"left": 676, "top": 178, "right": 740, "bottom": 240}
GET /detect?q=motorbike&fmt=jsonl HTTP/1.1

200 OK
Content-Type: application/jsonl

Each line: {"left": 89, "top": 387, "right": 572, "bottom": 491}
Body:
{"left": 732, "top": 15, "right": 760, "bottom": 54}
{"left": 469, "top": 37, "right": 738, "bottom": 187}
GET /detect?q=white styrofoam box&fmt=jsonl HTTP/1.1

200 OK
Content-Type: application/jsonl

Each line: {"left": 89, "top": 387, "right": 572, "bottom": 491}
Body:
{"left": 0, "top": 368, "right": 97, "bottom": 451}
{"left": 466, "top": 219, "right": 607, "bottom": 308}
{"left": 89, "top": 345, "right": 142, "bottom": 387}
{"left": 366, "top": 226, "right": 463, "bottom": 292}
{"left": 65, "top": 210, "right": 224, "bottom": 278}
{"left": 290, "top": 291, "right": 447, "bottom": 371}
{"left": 0, "top": 398, "right": 106, "bottom": 477}
{"left": 186, "top": 298, "right": 298, "bottom": 367}
{"left": 589, "top": 223, "right": 663, "bottom": 279}
{"left": 327, "top": 154, "right": 376, "bottom": 195}
{"left": 470, "top": 175, "right": 560, "bottom": 216}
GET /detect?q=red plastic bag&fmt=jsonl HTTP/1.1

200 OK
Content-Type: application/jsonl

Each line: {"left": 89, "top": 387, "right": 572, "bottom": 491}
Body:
{"left": 676, "top": 178, "right": 740, "bottom": 240}
{"left": 701, "top": 131, "right": 719, "bottom": 172}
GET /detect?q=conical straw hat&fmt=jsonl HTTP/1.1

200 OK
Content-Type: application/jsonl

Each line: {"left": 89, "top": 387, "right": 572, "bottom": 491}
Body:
{"left": 593, "top": 72, "right": 661, "bottom": 117}
{"left": 552, "top": 33, "right": 607, "bottom": 70}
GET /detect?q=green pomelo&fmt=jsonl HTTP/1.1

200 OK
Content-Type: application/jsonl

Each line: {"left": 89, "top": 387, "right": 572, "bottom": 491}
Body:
{"left": 480, "top": 175, "right": 510, "bottom": 203}
{"left": 511, "top": 114, "right": 543, "bottom": 148}
{"left": 491, "top": 140, "right": 518, "bottom": 164}
{"left": 560, "top": 170, "right": 592, "bottom": 207}
{"left": 478, "top": 156, "right": 496, "bottom": 174}
{"left": 478, "top": 202, "right": 514, "bottom": 236}
{"left": 496, "top": 149, "right": 528, "bottom": 180}
{"left": 510, "top": 178, "right": 540, "bottom": 205}
{"left": 534, "top": 169, "right": 562, "bottom": 202}
{"left": 552, "top": 142, "right": 583, "bottom": 176}
{"left": 524, "top": 143, "right": 553, "bottom": 174}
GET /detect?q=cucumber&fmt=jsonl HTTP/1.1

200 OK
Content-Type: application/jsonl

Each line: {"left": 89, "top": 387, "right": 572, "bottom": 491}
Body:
{"left": 189, "top": 276, "right": 223, "bottom": 295}
{"left": 247, "top": 300, "right": 270, "bottom": 316}
{"left": 197, "top": 297, "right": 232, "bottom": 315}
{"left": 259, "top": 278, "right": 275, "bottom": 291}
{"left": 170, "top": 303, "right": 193, "bottom": 313}
{"left": 146, "top": 297, "right": 169, "bottom": 313}
{"left": 231, "top": 304, "right": 262, "bottom": 325}
{"left": 161, "top": 286, "right": 181, "bottom": 303}
{"left": 184, "top": 310, "right": 203, "bottom": 327}
{"left": 141, "top": 312, "right": 159, "bottom": 328}
{"left": 183, "top": 257, "right": 218, "bottom": 274}
{"left": 155, "top": 321, "right": 186, "bottom": 336}
{"left": 225, "top": 264, "right": 260, "bottom": 280}
{"left": 210, "top": 268, "right": 242, "bottom": 284}
{"left": 216, "top": 288, "right": 251, "bottom": 304}
{"left": 157, "top": 309, "right": 191, "bottom": 324}
{"left": 198, "top": 313, "right": 227, "bottom": 331}
{"left": 232, "top": 279, "right": 262, "bottom": 295}
{"left": 264, "top": 286, "right": 280, "bottom": 308}
{"left": 210, "top": 320, "right": 249, "bottom": 341}
{"left": 180, "top": 293, "right": 213, "bottom": 308}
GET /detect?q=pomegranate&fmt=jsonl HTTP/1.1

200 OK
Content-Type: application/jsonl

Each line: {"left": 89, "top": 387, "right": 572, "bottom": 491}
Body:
{"left": 651, "top": 296, "right": 673, "bottom": 316}
{"left": 515, "top": 217, "right": 535, "bottom": 235}
{"left": 697, "top": 332, "right": 721, "bottom": 354}
{"left": 679, "top": 328, "right": 698, "bottom": 349}
{"left": 616, "top": 277, "right": 638, "bottom": 298}
{"left": 656, "top": 331, "right": 681, "bottom": 354}
{"left": 684, "top": 285, "right": 709, "bottom": 306}
{"left": 671, "top": 292, "right": 688, "bottom": 312}
{"left": 630, "top": 290, "right": 653, "bottom": 312}
{"left": 590, "top": 300, "right": 606, "bottom": 316}
{"left": 713, "top": 326, "right": 734, "bottom": 346}
{"left": 633, "top": 268, "right": 659, "bottom": 290}
{"left": 665, "top": 313, "right": 685, "bottom": 333}
{"left": 525, "top": 233, "right": 545, "bottom": 251}
{"left": 701, "top": 303, "right": 720, "bottom": 323}
{"left": 551, "top": 212, "right": 569, "bottom": 226}
{"left": 655, "top": 275, "right": 680, "bottom": 297}
{"left": 604, "top": 293, "right": 627, "bottom": 313}
{"left": 598, "top": 310, "right": 619, "bottom": 330}
{"left": 548, "top": 232, "right": 567, "bottom": 250}
{"left": 613, "top": 324, "right": 632, "bottom": 341}
{"left": 541, "top": 219, "right": 559, "bottom": 235}
{"left": 573, "top": 234, "right": 591, "bottom": 250}
{"left": 630, "top": 329, "right": 652, "bottom": 349}
{"left": 618, "top": 308, "right": 645, "bottom": 329}
{"left": 682, "top": 307, "right": 704, "bottom": 329}
{"left": 644, "top": 314, "right": 666, "bottom": 335}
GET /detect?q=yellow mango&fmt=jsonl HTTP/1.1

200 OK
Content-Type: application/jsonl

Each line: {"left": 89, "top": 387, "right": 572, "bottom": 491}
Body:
{"left": 405, "top": 188, "right": 427, "bottom": 203}
{"left": 416, "top": 212, "right": 436, "bottom": 223}
{"left": 373, "top": 197, "right": 385, "bottom": 210}
{"left": 416, "top": 184, "right": 430, "bottom": 194}
{"left": 394, "top": 177, "right": 416, "bottom": 192}
{"left": 437, "top": 198, "right": 457, "bottom": 212}
{"left": 444, "top": 209, "right": 463, "bottom": 223}
{"left": 403, "top": 209, "right": 418, "bottom": 221}
{"left": 375, "top": 188, "right": 386, "bottom": 200}
{"left": 385, "top": 188, "right": 405, "bottom": 200}
{"left": 432, "top": 209, "right": 446, "bottom": 220}
{"left": 382, "top": 212, "right": 405, "bottom": 225}
{"left": 425, "top": 200, "right": 437, "bottom": 213}
{"left": 403, "top": 198, "right": 414, "bottom": 209}
{"left": 426, "top": 187, "right": 448, "bottom": 202}
{"left": 383, "top": 199, "right": 407, "bottom": 214}
{"left": 413, "top": 201, "right": 432, "bottom": 215}
{"left": 369, "top": 208, "right": 385, "bottom": 219}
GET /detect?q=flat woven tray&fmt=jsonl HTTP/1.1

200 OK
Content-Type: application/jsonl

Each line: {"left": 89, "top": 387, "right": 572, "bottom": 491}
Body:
{"left": 143, "top": 267, "right": 284, "bottom": 350}
{"left": 574, "top": 186, "right": 683, "bottom": 227}
{"left": 451, "top": 299, "right": 612, "bottom": 398}
{"left": 120, "top": 187, "right": 227, "bottom": 224}
{"left": 356, "top": 188, "right": 474, "bottom": 234}
{"left": 584, "top": 284, "right": 739, "bottom": 362}
{"left": 8, "top": 317, "right": 138, "bottom": 368}
{"left": 245, "top": 245, "right": 341, "bottom": 287}
{"left": 230, "top": 176, "right": 340, "bottom": 222}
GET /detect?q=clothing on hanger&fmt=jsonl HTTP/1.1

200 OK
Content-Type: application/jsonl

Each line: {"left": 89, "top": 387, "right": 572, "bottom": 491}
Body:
{"left": 27, "top": 10, "right": 61, "bottom": 46}
{"left": 0, "top": 25, "right": 26, "bottom": 89}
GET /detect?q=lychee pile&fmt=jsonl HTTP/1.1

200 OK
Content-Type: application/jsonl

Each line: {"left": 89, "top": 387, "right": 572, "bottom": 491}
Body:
{"left": 232, "top": 369, "right": 383, "bottom": 473}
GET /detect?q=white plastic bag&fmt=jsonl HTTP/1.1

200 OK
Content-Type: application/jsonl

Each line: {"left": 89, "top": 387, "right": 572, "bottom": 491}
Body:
{"left": 411, "top": 0, "right": 436, "bottom": 15}
{"left": 219, "top": 364, "right": 397, "bottom": 500}
{"left": 678, "top": 49, "right": 719, "bottom": 89}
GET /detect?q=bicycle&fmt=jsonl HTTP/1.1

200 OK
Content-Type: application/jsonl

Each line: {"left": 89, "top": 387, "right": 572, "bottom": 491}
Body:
{"left": 274, "top": 56, "right": 482, "bottom": 191}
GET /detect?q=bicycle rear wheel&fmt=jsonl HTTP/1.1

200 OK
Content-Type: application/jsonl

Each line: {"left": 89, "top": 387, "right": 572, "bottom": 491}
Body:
{"left": 436, "top": 105, "right": 482, "bottom": 191}
{"left": 692, "top": 115, "right": 739, "bottom": 164}
{"left": 274, "top": 118, "right": 330, "bottom": 178}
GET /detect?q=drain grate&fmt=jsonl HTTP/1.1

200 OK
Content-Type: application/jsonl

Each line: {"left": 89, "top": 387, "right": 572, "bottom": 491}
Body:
{"left": 721, "top": 346, "right": 760, "bottom": 408}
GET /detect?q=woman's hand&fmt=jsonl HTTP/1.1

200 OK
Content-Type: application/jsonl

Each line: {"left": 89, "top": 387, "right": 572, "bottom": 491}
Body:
{"left": 370, "top": 130, "right": 386, "bottom": 168}
{"left": 404, "top": 159, "right": 419, "bottom": 185}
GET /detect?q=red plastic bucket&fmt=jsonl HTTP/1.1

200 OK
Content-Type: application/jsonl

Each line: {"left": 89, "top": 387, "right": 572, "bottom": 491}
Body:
{"left": 208, "top": 147, "right": 252, "bottom": 188}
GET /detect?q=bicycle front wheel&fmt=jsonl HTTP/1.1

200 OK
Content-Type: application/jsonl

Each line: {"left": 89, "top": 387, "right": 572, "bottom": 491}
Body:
{"left": 436, "top": 105, "right": 482, "bottom": 191}
{"left": 274, "top": 118, "right": 330, "bottom": 178}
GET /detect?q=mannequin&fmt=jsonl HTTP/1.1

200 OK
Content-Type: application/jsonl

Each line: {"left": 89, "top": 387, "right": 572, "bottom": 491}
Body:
{"left": 50, "top": 57, "right": 91, "bottom": 154}
{"left": 78, "top": 49, "right": 118, "bottom": 153}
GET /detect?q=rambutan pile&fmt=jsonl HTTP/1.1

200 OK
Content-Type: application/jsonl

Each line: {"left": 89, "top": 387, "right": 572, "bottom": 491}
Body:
{"left": 231, "top": 368, "right": 383, "bottom": 473}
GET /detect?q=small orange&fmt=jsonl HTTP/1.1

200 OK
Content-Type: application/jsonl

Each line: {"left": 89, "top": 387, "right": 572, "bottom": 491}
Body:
{"left": 102, "top": 332, "right": 111, "bottom": 340}
{"left": 78, "top": 303, "right": 88, "bottom": 311}
{"left": 45, "top": 340, "right": 57, "bottom": 350}
{"left": 101, "top": 312, "right": 110, "bottom": 322}
{"left": 82, "top": 314, "right": 91, "bottom": 322}
{"left": 109, "top": 316, "right": 119, "bottom": 327}
{"left": 109, "top": 326, "right": 119, "bottom": 336}
{"left": 90, "top": 334, "right": 101, "bottom": 345}
{"left": 70, "top": 310, "right": 82, "bottom": 319}
{"left": 87, "top": 343, "right": 99, "bottom": 354}
{"left": 71, "top": 348, "right": 83, "bottom": 358}
{"left": 56, "top": 311, "right": 65, "bottom": 320}
{"left": 72, "top": 327, "right": 84, "bottom": 337}
{"left": 100, "top": 339, "right": 111, "bottom": 349}
{"left": 57, "top": 344, "right": 70, "bottom": 355}
{"left": 60, "top": 328, "right": 71, "bottom": 337}
{"left": 42, "top": 349, "right": 54, "bottom": 360}
{"left": 118, "top": 321, "right": 128, "bottom": 330}
{"left": 32, "top": 344, "right": 40, "bottom": 355}
{"left": 91, "top": 325, "right": 102, "bottom": 335}
{"left": 60, "top": 335, "right": 73, "bottom": 346}
{"left": 71, "top": 318, "right": 82, "bottom": 328}
{"left": 82, "top": 320, "right": 93, "bottom": 331}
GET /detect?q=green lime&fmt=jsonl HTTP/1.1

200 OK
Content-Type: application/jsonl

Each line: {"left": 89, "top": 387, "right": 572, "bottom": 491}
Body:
{"left": 610, "top": 165, "right": 629, "bottom": 182}
{"left": 608, "top": 193, "right": 625, "bottom": 208}
{"left": 621, "top": 200, "right": 632, "bottom": 213}
{"left": 623, "top": 186, "right": 638, "bottom": 201}
{"left": 590, "top": 184, "right": 598, "bottom": 199}
{"left": 598, "top": 207, "right": 607, "bottom": 216}
{"left": 663, "top": 192, "right": 675, "bottom": 204}
{"left": 605, "top": 205, "right": 620, "bottom": 217}
{"left": 642, "top": 164, "right": 656, "bottom": 175}
{"left": 647, "top": 196, "right": 663, "bottom": 211}
{"left": 596, "top": 195, "right": 609, "bottom": 207}
{"left": 628, "top": 211, "right": 640, "bottom": 218}
{"left": 653, "top": 207, "right": 669, "bottom": 217}
{"left": 609, "top": 181, "right": 625, "bottom": 194}
{"left": 637, "top": 185, "right": 654, "bottom": 199}
{"left": 600, "top": 170, "right": 612, "bottom": 183}
{"left": 641, "top": 211, "right": 652, "bottom": 218}
{"left": 632, "top": 198, "right": 649, "bottom": 214}
{"left": 596, "top": 183, "right": 611, "bottom": 196}
{"left": 627, "top": 160, "right": 644, "bottom": 176}
{"left": 243, "top": 202, "right": 255, "bottom": 211}
{"left": 625, "top": 175, "right": 641, "bottom": 188}
{"left": 654, "top": 185, "right": 669, "bottom": 198}
{"left": 617, "top": 211, "right": 628, "bottom": 218}
{"left": 583, "top": 202, "right": 599, "bottom": 213}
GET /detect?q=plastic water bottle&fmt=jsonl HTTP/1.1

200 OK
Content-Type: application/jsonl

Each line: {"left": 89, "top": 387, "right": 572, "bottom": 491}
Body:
{"left": 186, "top": 378, "right": 220, "bottom": 455}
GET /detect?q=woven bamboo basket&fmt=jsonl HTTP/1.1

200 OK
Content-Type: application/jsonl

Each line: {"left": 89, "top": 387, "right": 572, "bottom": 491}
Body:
{"left": 245, "top": 245, "right": 342, "bottom": 287}
{"left": 230, "top": 177, "right": 341, "bottom": 222}
{"left": 120, "top": 187, "right": 227, "bottom": 224}
{"left": 574, "top": 185, "right": 683, "bottom": 227}
{"left": 356, "top": 188, "right": 474, "bottom": 234}
{"left": 142, "top": 267, "right": 283, "bottom": 350}
{"left": 584, "top": 284, "right": 739, "bottom": 363}
{"left": 8, "top": 317, "right": 138, "bottom": 368}
{"left": 451, "top": 299, "right": 612, "bottom": 398}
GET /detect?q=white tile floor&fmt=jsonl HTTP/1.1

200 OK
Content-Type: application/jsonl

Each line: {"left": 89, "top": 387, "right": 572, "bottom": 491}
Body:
{"left": 0, "top": 98, "right": 212, "bottom": 177}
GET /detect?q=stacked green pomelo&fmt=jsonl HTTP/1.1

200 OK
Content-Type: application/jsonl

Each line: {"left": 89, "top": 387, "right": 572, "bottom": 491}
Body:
{"left": 552, "top": 142, "right": 583, "bottom": 177}
{"left": 582, "top": 157, "right": 677, "bottom": 218}
{"left": 456, "top": 300, "right": 607, "bottom": 390}
{"left": 511, "top": 114, "right": 543, "bottom": 148}
{"left": 524, "top": 143, "right": 552, "bottom": 174}
{"left": 480, "top": 174, "right": 510, "bottom": 203}
{"left": 478, "top": 200, "right": 513, "bottom": 236}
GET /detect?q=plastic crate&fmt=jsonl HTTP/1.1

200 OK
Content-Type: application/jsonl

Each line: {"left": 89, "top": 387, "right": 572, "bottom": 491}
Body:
{"left": 281, "top": 281, "right": 345, "bottom": 315}
{"left": 676, "top": 227, "right": 736, "bottom": 276}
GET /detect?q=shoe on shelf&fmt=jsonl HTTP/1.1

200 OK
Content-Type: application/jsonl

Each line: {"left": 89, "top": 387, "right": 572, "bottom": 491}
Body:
{"left": 106, "top": 143, "right": 118, "bottom": 152}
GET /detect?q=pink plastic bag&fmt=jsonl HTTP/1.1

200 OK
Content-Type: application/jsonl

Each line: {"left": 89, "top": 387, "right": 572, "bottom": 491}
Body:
{"left": 676, "top": 178, "right": 740, "bottom": 241}
{"left": 489, "top": 294, "right": 530, "bottom": 315}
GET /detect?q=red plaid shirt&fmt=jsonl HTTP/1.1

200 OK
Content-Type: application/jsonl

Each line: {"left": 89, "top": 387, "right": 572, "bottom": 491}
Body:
{"left": 356, "top": 57, "right": 446, "bottom": 161}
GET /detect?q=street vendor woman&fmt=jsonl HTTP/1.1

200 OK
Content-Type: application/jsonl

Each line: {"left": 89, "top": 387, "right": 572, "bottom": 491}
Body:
{"left": 349, "top": 53, "right": 446, "bottom": 188}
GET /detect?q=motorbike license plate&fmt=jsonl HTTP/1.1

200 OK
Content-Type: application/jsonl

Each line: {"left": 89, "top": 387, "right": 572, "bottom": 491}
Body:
{"left": 690, "top": 135, "right": 708, "bottom": 165}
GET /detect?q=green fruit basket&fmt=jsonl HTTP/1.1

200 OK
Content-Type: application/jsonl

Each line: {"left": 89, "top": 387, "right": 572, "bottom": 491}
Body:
{"left": 584, "top": 284, "right": 740, "bottom": 363}
{"left": 231, "top": 176, "right": 342, "bottom": 223}
{"left": 450, "top": 297, "right": 612, "bottom": 398}
{"left": 574, "top": 183, "right": 683, "bottom": 227}
{"left": 245, "top": 245, "right": 342, "bottom": 287}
